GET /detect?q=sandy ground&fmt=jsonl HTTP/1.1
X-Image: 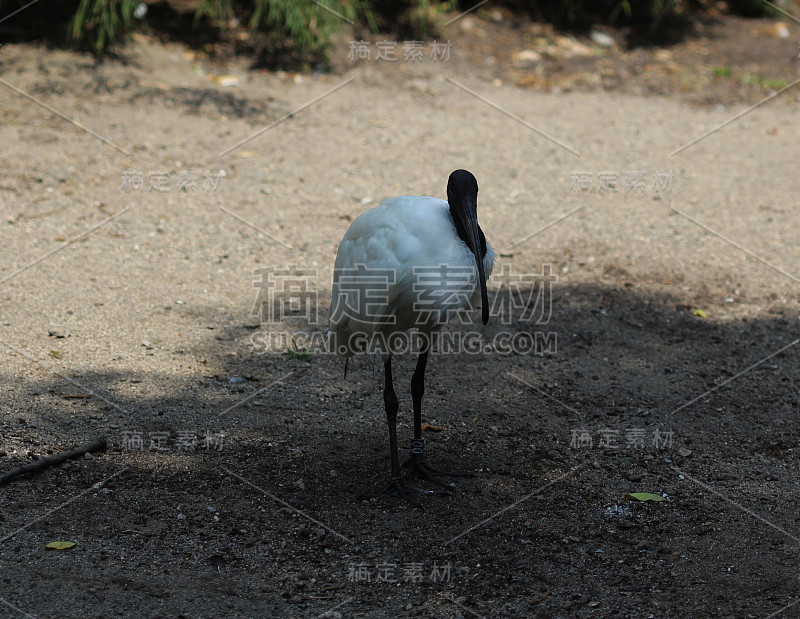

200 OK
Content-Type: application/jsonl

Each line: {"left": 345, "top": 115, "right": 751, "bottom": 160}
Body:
{"left": 1, "top": 14, "right": 800, "bottom": 618}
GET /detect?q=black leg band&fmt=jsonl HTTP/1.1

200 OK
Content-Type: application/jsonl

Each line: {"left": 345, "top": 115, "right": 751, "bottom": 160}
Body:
{"left": 410, "top": 437, "right": 425, "bottom": 455}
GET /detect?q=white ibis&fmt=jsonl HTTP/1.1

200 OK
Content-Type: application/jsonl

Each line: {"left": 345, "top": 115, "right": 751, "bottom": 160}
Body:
{"left": 329, "top": 169, "right": 496, "bottom": 498}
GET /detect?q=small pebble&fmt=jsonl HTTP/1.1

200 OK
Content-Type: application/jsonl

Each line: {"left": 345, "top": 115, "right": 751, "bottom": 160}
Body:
{"left": 590, "top": 29, "right": 615, "bottom": 47}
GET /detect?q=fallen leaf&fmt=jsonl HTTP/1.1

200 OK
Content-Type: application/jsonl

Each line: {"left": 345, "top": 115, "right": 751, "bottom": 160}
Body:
{"left": 529, "top": 589, "right": 551, "bottom": 604}
{"left": 232, "top": 150, "right": 259, "bottom": 159}
{"left": 626, "top": 492, "right": 667, "bottom": 502}
{"left": 210, "top": 74, "right": 239, "bottom": 87}
{"left": 692, "top": 309, "right": 708, "bottom": 318}
{"left": 46, "top": 541, "right": 76, "bottom": 550}
{"left": 422, "top": 424, "right": 444, "bottom": 432}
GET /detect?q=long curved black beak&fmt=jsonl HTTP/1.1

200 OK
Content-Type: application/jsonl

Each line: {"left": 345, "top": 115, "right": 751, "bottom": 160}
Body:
{"left": 460, "top": 195, "right": 489, "bottom": 325}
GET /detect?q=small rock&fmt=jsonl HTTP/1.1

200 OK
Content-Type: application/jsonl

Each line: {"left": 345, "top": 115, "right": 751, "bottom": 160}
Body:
{"left": 141, "top": 340, "right": 153, "bottom": 349}
{"left": 512, "top": 49, "right": 542, "bottom": 67}
{"left": 773, "top": 22, "right": 790, "bottom": 39}
{"left": 177, "top": 513, "right": 186, "bottom": 520}
{"left": 48, "top": 328, "right": 71, "bottom": 339}
{"left": 590, "top": 29, "right": 615, "bottom": 47}
{"left": 293, "top": 479, "right": 306, "bottom": 491}
{"left": 229, "top": 376, "right": 245, "bottom": 384}
{"left": 207, "top": 506, "right": 217, "bottom": 513}
{"left": 627, "top": 473, "right": 643, "bottom": 482}
{"left": 678, "top": 448, "right": 692, "bottom": 457}
{"left": 208, "top": 554, "right": 226, "bottom": 571}
{"left": 321, "top": 612, "right": 342, "bottom": 619}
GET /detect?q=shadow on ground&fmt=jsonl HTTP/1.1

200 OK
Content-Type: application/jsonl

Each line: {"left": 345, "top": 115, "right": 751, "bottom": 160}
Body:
{"left": 2, "top": 282, "right": 799, "bottom": 616}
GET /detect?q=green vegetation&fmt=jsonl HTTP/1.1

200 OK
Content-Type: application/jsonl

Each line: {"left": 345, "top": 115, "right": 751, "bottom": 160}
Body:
{"left": 0, "top": 0, "right": 780, "bottom": 57}
{"left": 742, "top": 72, "right": 791, "bottom": 91}
{"left": 69, "top": 0, "right": 141, "bottom": 54}
{"left": 713, "top": 66, "right": 790, "bottom": 92}
{"left": 287, "top": 337, "right": 309, "bottom": 360}
{"left": 194, "top": 0, "right": 372, "bottom": 56}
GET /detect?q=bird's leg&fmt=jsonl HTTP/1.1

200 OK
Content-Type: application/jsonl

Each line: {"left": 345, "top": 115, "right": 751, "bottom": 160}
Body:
{"left": 384, "top": 356, "right": 402, "bottom": 483}
{"left": 403, "top": 348, "right": 469, "bottom": 484}
{"left": 358, "top": 356, "right": 438, "bottom": 500}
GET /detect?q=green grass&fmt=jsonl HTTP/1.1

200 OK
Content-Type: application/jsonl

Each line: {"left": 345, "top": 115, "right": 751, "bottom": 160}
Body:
{"left": 714, "top": 67, "right": 790, "bottom": 92}
{"left": 287, "top": 338, "right": 309, "bottom": 360}
{"left": 742, "top": 72, "right": 790, "bottom": 91}
{"left": 69, "top": 0, "right": 141, "bottom": 54}
{"left": 195, "top": 0, "right": 373, "bottom": 56}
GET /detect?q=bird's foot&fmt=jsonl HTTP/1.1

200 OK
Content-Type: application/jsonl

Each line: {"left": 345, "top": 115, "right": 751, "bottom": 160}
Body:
{"left": 402, "top": 455, "right": 471, "bottom": 489}
{"left": 357, "top": 476, "right": 450, "bottom": 502}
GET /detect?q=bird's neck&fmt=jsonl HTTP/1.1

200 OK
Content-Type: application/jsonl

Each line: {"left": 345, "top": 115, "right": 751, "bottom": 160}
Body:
{"left": 450, "top": 208, "right": 488, "bottom": 259}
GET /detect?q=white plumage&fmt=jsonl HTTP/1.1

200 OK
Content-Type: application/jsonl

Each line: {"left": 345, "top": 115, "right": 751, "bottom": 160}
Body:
{"left": 329, "top": 195, "right": 496, "bottom": 357}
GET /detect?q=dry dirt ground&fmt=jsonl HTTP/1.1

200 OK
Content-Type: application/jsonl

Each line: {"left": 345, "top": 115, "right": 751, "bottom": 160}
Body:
{"left": 1, "top": 10, "right": 800, "bottom": 619}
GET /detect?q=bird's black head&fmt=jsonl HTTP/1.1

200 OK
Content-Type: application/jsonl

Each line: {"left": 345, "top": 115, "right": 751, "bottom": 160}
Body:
{"left": 446, "top": 169, "right": 478, "bottom": 204}
{"left": 446, "top": 169, "right": 489, "bottom": 325}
